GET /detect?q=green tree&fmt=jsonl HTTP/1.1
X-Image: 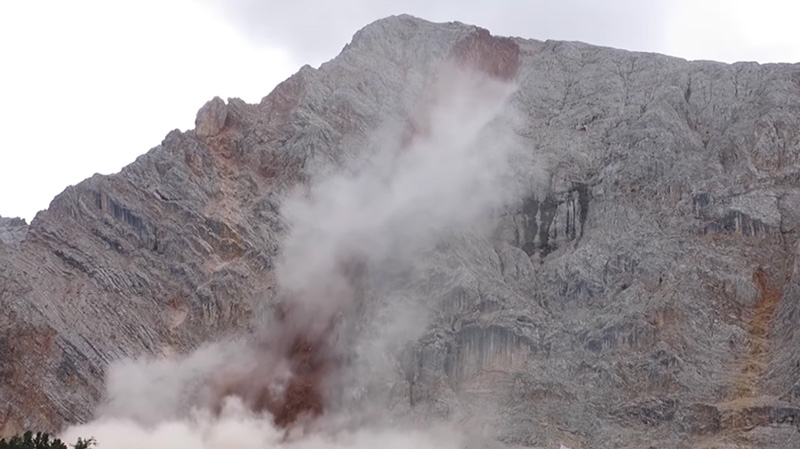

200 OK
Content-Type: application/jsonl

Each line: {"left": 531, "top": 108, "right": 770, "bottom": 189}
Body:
{"left": 0, "top": 431, "right": 95, "bottom": 449}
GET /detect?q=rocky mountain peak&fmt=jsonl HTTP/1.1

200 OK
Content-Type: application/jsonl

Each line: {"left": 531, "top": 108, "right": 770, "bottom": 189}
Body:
{"left": 3, "top": 14, "right": 800, "bottom": 449}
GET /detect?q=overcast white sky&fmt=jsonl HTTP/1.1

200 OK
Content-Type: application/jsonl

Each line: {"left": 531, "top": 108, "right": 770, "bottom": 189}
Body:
{"left": 1, "top": 0, "right": 799, "bottom": 222}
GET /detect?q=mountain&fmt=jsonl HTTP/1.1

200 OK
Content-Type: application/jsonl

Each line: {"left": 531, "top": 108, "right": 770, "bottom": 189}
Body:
{"left": 3, "top": 14, "right": 800, "bottom": 449}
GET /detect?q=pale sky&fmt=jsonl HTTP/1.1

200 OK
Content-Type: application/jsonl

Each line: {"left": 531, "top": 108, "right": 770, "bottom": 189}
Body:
{"left": 1, "top": 0, "right": 799, "bottom": 222}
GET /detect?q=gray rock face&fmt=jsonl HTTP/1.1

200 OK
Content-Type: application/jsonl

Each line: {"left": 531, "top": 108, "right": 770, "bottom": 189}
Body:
{"left": 3, "top": 14, "right": 800, "bottom": 449}
{"left": 194, "top": 96, "right": 228, "bottom": 138}
{"left": 0, "top": 217, "right": 27, "bottom": 245}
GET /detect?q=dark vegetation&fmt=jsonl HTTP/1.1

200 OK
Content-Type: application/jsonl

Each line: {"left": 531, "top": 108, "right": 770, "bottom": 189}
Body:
{"left": 0, "top": 432, "right": 95, "bottom": 449}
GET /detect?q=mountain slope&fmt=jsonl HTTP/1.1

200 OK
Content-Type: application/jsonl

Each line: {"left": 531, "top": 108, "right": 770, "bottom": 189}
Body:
{"left": 3, "top": 15, "right": 800, "bottom": 449}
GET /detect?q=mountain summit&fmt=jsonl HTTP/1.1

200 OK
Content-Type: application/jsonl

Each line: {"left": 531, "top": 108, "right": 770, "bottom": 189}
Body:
{"left": 3, "top": 15, "right": 800, "bottom": 449}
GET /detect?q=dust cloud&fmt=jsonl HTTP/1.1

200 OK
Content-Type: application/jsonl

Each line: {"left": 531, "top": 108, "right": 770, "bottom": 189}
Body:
{"left": 60, "top": 64, "right": 540, "bottom": 448}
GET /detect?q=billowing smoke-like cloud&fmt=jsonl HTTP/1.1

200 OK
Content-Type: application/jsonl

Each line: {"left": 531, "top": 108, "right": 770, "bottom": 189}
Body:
{"left": 59, "top": 63, "right": 538, "bottom": 447}
{"left": 276, "top": 64, "right": 525, "bottom": 318}
{"left": 62, "top": 397, "right": 468, "bottom": 449}
{"left": 271, "top": 64, "right": 536, "bottom": 420}
{"left": 95, "top": 339, "right": 256, "bottom": 425}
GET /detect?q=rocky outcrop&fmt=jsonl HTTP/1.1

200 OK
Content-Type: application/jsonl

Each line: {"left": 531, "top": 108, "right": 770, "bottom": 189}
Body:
{"left": 194, "top": 97, "right": 228, "bottom": 139}
{"left": 3, "top": 14, "right": 800, "bottom": 449}
{"left": 0, "top": 217, "right": 27, "bottom": 246}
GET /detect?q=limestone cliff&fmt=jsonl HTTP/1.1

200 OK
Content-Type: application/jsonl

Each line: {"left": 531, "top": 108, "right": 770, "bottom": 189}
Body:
{"left": 2, "top": 15, "right": 800, "bottom": 449}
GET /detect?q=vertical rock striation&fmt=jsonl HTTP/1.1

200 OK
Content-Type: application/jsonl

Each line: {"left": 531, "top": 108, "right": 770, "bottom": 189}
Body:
{"left": 3, "top": 14, "right": 800, "bottom": 448}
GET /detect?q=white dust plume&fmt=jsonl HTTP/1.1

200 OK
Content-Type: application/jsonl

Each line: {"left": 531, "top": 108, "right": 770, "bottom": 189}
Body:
{"left": 59, "top": 64, "right": 540, "bottom": 449}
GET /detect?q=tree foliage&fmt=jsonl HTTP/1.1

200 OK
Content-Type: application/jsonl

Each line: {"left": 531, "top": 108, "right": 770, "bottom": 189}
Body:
{"left": 0, "top": 432, "right": 95, "bottom": 449}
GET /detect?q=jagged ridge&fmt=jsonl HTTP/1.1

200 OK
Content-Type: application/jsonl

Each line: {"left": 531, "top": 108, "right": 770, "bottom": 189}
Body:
{"left": 2, "top": 14, "right": 800, "bottom": 449}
